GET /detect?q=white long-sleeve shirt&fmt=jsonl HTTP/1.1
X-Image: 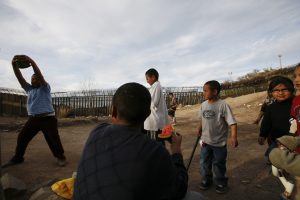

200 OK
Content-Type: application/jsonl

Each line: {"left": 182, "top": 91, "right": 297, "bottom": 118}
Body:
{"left": 144, "top": 81, "right": 169, "bottom": 131}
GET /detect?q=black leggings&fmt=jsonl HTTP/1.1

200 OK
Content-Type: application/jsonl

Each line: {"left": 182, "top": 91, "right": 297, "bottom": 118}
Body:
{"left": 14, "top": 116, "right": 65, "bottom": 160}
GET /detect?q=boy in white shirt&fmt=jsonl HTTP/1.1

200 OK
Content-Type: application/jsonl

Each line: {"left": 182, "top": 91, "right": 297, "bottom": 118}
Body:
{"left": 144, "top": 68, "right": 169, "bottom": 143}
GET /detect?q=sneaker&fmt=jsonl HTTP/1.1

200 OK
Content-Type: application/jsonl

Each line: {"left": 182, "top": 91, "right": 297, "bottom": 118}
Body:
{"left": 2, "top": 157, "right": 24, "bottom": 168}
{"left": 199, "top": 181, "right": 211, "bottom": 190}
{"left": 57, "top": 157, "right": 66, "bottom": 167}
{"left": 215, "top": 184, "right": 228, "bottom": 194}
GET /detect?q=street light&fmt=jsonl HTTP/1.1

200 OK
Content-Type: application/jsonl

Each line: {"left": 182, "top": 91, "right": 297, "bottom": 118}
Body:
{"left": 278, "top": 54, "right": 282, "bottom": 68}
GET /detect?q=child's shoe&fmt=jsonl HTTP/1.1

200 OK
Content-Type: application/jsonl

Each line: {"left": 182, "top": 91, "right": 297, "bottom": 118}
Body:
{"left": 215, "top": 184, "right": 228, "bottom": 194}
{"left": 57, "top": 158, "right": 66, "bottom": 167}
{"left": 2, "top": 156, "right": 24, "bottom": 168}
{"left": 199, "top": 181, "right": 211, "bottom": 190}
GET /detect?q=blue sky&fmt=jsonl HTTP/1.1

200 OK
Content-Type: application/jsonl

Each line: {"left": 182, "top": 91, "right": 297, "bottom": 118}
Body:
{"left": 0, "top": 0, "right": 300, "bottom": 92}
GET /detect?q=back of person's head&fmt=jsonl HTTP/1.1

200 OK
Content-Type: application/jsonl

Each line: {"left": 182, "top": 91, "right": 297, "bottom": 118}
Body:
{"left": 145, "top": 68, "right": 159, "bottom": 80}
{"left": 112, "top": 82, "right": 151, "bottom": 126}
{"left": 268, "top": 76, "right": 294, "bottom": 94}
{"left": 204, "top": 80, "right": 221, "bottom": 95}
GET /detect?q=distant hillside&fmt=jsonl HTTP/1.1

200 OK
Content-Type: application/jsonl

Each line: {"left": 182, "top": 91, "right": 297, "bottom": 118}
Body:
{"left": 222, "top": 63, "right": 299, "bottom": 90}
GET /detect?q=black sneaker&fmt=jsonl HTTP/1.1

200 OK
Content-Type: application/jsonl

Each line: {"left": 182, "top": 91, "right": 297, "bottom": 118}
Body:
{"left": 2, "top": 157, "right": 24, "bottom": 168}
{"left": 199, "top": 181, "right": 211, "bottom": 190}
{"left": 215, "top": 184, "right": 228, "bottom": 194}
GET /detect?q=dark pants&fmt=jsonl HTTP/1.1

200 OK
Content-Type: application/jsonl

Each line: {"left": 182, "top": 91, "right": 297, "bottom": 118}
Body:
{"left": 13, "top": 116, "right": 65, "bottom": 161}
{"left": 265, "top": 140, "right": 277, "bottom": 157}
{"left": 168, "top": 109, "right": 176, "bottom": 117}
{"left": 200, "top": 144, "right": 228, "bottom": 186}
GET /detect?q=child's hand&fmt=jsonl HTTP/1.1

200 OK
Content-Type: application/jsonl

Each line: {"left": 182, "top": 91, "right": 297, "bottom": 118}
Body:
{"left": 171, "top": 132, "right": 182, "bottom": 154}
{"left": 230, "top": 137, "right": 238, "bottom": 148}
{"left": 258, "top": 136, "right": 266, "bottom": 145}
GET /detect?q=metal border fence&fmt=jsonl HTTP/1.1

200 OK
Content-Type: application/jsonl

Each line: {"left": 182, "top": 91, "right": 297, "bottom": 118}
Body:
{"left": 0, "top": 87, "right": 204, "bottom": 117}
{"left": 0, "top": 84, "right": 270, "bottom": 117}
{"left": 0, "top": 87, "right": 27, "bottom": 117}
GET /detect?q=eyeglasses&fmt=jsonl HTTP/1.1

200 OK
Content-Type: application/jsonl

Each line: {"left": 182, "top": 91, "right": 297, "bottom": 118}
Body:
{"left": 272, "top": 88, "right": 289, "bottom": 93}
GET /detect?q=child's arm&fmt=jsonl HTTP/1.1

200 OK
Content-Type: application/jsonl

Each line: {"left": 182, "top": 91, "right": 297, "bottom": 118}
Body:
{"left": 254, "top": 111, "right": 264, "bottom": 124}
{"left": 197, "top": 121, "right": 202, "bottom": 136}
{"left": 26, "top": 55, "right": 47, "bottom": 86}
{"left": 11, "top": 56, "right": 29, "bottom": 88}
{"left": 223, "top": 102, "right": 238, "bottom": 147}
{"left": 229, "top": 124, "right": 238, "bottom": 147}
{"left": 258, "top": 106, "right": 271, "bottom": 145}
{"left": 197, "top": 105, "right": 203, "bottom": 136}
{"left": 152, "top": 84, "right": 162, "bottom": 109}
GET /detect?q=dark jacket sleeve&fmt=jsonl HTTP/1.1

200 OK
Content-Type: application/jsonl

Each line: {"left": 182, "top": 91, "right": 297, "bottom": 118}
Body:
{"left": 260, "top": 105, "right": 272, "bottom": 138}
{"left": 170, "top": 153, "right": 188, "bottom": 200}
{"left": 260, "top": 102, "right": 268, "bottom": 113}
{"left": 149, "top": 147, "right": 188, "bottom": 200}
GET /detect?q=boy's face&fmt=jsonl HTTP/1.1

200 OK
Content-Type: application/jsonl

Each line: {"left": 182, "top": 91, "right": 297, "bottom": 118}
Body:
{"left": 145, "top": 75, "right": 156, "bottom": 86}
{"left": 294, "top": 67, "right": 300, "bottom": 90}
{"left": 271, "top": 83, "right": 292, "bottom": 102}
{"left": 31, "top": 74, "right": 41, "bottom": 88}
{"left": 203, "top": 84, "right": 217, "bottom": 100}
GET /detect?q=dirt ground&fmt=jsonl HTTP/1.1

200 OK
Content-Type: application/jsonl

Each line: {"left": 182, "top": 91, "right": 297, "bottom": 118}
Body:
{"left": 0, "top": 91, "right": 284, "bottom": 200}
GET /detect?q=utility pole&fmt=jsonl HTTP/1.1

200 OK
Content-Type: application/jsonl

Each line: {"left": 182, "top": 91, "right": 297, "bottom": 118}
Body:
{"left": 278, "top": 54, "right": 282, "bottom": 68}
{"left": 0, "top": 47, "right": 5, "bottom": 200}
{"left": 228, "top": 72, "right": 233, "bottom": 88}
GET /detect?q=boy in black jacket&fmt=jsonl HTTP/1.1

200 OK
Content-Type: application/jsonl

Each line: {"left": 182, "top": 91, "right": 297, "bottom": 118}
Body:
{"left": 73, "top": 82, "right": 189, "bottom": 200}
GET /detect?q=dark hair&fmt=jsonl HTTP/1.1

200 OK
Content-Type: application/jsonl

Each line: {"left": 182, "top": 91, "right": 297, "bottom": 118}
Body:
{"left": 145, "top": 68, "right": 159, "bottom": 80}
{"left": 204, "top": 80, "right": 221, "bottom": 95}
{"left": 270, "top": 75, "right": 283, "bottom": 82}
{"left": 295, "top": 63, "right": 300, "bottom": 68}
{"left": 169, "top": 92, "right": 174, "bottom": 96}
{"left": 112, "top": 82, "right": 151, "bottom": 125}
{"left": 268, "top": 76, "right": 294, "bottom": 94}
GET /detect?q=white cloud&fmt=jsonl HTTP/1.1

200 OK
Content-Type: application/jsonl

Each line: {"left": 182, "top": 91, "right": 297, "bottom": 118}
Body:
{"left": 0, "top": 0, "right": 299, "bottom": 91}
